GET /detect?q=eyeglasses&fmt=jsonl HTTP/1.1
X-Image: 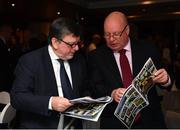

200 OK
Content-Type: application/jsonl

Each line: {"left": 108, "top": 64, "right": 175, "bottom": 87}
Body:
{"left": 104, "top": 24, "right": 128, "bottom": 39}
{"left": 58, "top": 39, "right": 80, "bottom": 48}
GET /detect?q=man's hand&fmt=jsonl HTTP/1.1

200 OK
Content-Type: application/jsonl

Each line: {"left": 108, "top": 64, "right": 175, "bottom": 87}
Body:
{"left": 111, "top": 88, "right": 126, "bottom": 103}
{"left": 153, "top": 68, "right": 169, "bottom": 85}
{"left": 51, "top": 96, "right": 73, "bottom": 112}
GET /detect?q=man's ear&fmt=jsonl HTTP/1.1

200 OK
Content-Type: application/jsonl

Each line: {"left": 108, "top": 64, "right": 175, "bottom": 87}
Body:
{"left": 126, "top": 25, "right": 130, "bottom": 35}
{"left": 51, "top": 37, "right": 59, "bottom": 50}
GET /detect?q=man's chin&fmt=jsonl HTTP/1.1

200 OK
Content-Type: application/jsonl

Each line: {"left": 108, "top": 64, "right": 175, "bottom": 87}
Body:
{"left": 66, "top": 55, "right": 74, "bottom": 60}
{"left": 109, "top": 46, "right": 119, "bottom": 52}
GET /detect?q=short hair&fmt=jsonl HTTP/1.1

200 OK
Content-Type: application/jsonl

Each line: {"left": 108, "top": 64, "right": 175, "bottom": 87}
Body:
{"left": 48, "top": 17, "right": 81, "bottom": 44}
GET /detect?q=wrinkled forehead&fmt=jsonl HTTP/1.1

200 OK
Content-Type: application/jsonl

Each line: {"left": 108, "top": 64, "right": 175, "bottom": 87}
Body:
{"left": 104, "top": 20, "right": 125, "bottom": 33}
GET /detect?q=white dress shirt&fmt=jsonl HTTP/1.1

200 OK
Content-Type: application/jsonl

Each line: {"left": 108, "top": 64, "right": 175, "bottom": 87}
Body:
{"left": 48, "top": 45, "right": 75, "bottom": 129}
{"left": 113, "top": 39, "right": 171, "bottom": 87}
{"left": 48, "top": 45, "right": 73, "bottom": 109}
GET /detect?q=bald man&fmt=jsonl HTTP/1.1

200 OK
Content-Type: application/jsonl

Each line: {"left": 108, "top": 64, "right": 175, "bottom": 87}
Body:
{"left": 87, "top": 11, "right": 172, "bottom": 128}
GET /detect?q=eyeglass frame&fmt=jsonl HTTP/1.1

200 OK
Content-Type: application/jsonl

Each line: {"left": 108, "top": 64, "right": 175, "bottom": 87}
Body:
{"left": 104, "top": 24, "right": 128, "bottom": 39}
{"left": 57, "top": 39, "right": 80, "bottom": 48}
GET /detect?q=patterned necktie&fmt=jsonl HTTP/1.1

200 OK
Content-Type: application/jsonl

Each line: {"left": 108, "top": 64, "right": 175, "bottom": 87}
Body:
{"left": 119, "top": 49, "right": 133, "bottom": 88}
{"left": 58, "top": 59, "right": 75, "bottom": 99}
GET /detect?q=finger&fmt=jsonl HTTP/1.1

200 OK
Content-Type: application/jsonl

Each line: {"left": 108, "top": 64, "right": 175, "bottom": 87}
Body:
{"left": 154, "top": 69, "right": 166, "bottom": 80}
{"left": 154, "top": 69, "right": 167, "bottom": 76}
{"left": 115, "top": 97, "right": 120, "bottom": 103}
{"left": 153, "top": 74, "right": 168, "bottom": 84}
{"left": 116, "top": 92, "right": 121, "bottom": 99}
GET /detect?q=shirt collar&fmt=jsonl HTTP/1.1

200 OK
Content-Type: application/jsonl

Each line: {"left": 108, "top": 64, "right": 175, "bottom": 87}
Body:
{"left": 123, "top": 39, "right": 131, "bottom": 52}
{"left": 48, "top": 45, "right": 59, "bottom": 61}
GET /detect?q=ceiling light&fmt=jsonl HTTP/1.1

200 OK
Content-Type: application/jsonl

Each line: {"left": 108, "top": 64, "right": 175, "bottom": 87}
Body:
{"left": 141, "top": 1, "right": 154, "bottom": 5}
{"left": 170, "top": 11, "right": 180, "bottom": 15}
{"left": 57, "top": 12, "right": 61, "bottom": 15}
{"left": 11, "top": 3, "right": 15, "bottom": 7}
{"left": 127, "top": 15, "right": 140, "bottom": 19}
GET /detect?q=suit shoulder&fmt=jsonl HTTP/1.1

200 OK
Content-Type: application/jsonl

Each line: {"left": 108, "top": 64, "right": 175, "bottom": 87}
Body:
{"left": 19, "top": 46, "right": 47, "bottom": 63}
{"left": 132, "top": 39, "right": 159, "bottom": 52}
{"left": 88, "top": 44, "right": 110, "bottom": 56}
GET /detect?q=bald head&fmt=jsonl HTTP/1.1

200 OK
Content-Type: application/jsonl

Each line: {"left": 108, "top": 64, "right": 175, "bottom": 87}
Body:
{"left": 103, "top": 11, "right": 130, "bottom": 51}
{"left": 104, "top": 11, "right": 128, "bottom": 32}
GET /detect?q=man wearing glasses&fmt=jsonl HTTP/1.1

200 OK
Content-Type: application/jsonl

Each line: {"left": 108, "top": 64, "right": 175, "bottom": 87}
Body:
{"left": 10, "top": 17, "right": 89, "bottom": 128}
{"left": 87, "top": 11, "right": 172, "bottom": 128}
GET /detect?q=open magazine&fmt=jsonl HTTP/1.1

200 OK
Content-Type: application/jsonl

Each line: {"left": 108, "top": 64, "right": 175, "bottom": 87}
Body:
{"left": 63, "top": 96, "right": 112, "bottom": 122}
{"left": 114, "top": 57, "right": 157, "bottom": 128}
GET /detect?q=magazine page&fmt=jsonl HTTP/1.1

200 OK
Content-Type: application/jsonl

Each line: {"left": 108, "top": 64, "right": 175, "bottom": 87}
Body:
{"left": 70, "top": 96, "right": 112, "bottom": 104}
{"left": 114, "top": 57, "right": 157, "bottom": 128}
{"left": 63, "top": 96, "right": 112, "bottom": 122}
{"left": 114, "top": 85, "right": 149, "bottom": 128}
{"left": 63, "top": 102, "right": 109, "bottom": 122}
{"left": 133, "top": 57, "right": 157, "bottom": 100}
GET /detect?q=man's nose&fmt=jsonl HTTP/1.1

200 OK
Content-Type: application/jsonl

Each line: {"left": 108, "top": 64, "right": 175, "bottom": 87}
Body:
{"left": 74, "top": 44, "right": 79, "bottom": 51}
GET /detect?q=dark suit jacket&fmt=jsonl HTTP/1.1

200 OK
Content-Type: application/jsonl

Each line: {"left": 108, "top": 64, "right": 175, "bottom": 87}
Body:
{"left": 87, "top": 40, "right": 171, "bottom": 128}
{"left": 0, "top": 38, "right": 12, "bottom": 92}
{"left": 10, "top": 45, "right": 88, "bottom": 128}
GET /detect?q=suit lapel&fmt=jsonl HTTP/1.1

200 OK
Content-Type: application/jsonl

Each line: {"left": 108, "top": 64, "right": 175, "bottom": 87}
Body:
{"left": 43, "top": 46, "right": 59, "bottom": 95}
{"left": 101, "top": 46, "right": 123, "bottom": 87}
{"left": 131, "top": 41, "right": 146, "bottom": 78}
{"left": 69, "top": 57, "right": 80, "bottom": 98}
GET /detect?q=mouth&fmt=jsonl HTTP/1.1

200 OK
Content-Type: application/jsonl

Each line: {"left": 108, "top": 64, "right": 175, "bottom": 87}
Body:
{"left": 70, "top": 52, "right": 75, "bottom": 56}
{"left": 110, "top": 43, "right": 118, "bottom": 47}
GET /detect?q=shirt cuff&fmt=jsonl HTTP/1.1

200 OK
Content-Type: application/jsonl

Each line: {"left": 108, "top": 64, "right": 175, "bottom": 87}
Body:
{"left": 48, "top": 97, "right": 53, "bottom": 110}
{"left": 161, "top": 74, "right": 171, "bottom": 87}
